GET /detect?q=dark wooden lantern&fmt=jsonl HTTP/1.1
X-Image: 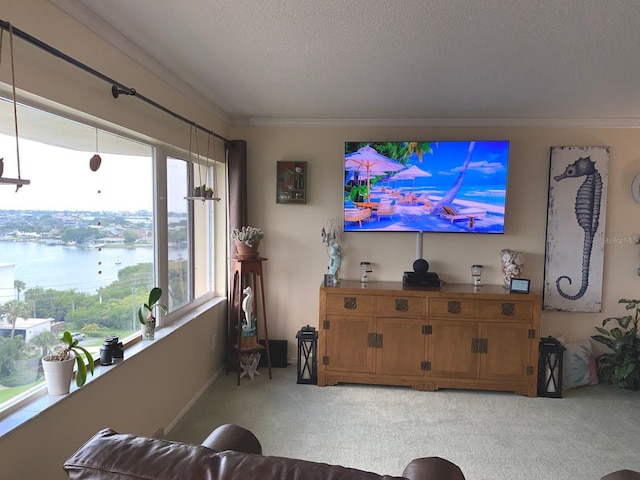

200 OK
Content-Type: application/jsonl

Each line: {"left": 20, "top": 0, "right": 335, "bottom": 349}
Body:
{"left": 296, "top": 325, "right": 318, "bottom": 385}
{"left": 537, "top": 336, "right": 566, "bottom": 398}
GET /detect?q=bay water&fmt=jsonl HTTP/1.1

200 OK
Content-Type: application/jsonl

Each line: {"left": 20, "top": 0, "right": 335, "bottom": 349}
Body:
{"left": 0, "top": 241, "right": 185, "bottom": 298}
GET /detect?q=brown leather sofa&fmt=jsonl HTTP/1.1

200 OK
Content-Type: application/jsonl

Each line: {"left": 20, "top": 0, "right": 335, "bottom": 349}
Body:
{"left": 63, "top": 424, "right": 640, "bottom": 480}
{"left": 63, "top": 424, "right": 466, "bottom": 480}
{"left": 602, "top": 472, "right": 640, "bottom": 480}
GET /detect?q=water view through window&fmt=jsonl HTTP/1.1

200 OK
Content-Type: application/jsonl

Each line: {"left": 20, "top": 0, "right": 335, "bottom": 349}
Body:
{"left": 0, "top": 106, "right": 162, "bottom": 407}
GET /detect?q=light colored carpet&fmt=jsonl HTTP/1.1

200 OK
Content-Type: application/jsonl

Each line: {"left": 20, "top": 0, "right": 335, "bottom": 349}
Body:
{"left": 166, "top": 366, "right": 640, "bottom": 480}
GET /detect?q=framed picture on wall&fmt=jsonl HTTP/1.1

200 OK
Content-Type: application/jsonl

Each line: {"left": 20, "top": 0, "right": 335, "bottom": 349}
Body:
{"left": 276, "top": 161, "right": 307, "bottom": 204}
{"left": 543, "top": 146, "right": 609, "bottom": 312}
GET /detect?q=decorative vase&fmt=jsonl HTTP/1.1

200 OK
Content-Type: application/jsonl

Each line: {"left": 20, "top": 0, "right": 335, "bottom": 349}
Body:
{"left": 42, "top": 354, "right": 75, "bottom": 395}
{"left": 500, "top": 249, "right": 525, "bottom": 288}
{"left": 143, "top": 318, "right": 156, "bottom": 340}
{"left": 235, "top": 241, "right": 259, "bottom": 259}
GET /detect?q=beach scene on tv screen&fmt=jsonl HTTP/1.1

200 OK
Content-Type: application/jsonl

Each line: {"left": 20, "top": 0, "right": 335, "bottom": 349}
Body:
{"left": 344, "top": 141, "right": 509, "bottom": 233}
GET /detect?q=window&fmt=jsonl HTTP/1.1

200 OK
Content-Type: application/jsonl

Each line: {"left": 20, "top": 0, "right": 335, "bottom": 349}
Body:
{"left": 165, "top": 155, "right": 216, "bottom": 313}
{"left": 0, "top": 98, "right": 219, "bottom": 412}
{"left": 167, "top": 157, "right": 190, "bottom": 309}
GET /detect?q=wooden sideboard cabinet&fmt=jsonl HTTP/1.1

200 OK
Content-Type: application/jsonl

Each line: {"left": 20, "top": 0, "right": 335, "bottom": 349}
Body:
{"left": 318, "top": 281, "right": 541, "bottom": 397}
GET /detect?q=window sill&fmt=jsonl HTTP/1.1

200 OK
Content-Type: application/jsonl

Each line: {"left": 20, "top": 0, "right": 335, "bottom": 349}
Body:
{"left": 0, "top": 295, "right": 225, "bottom": 438}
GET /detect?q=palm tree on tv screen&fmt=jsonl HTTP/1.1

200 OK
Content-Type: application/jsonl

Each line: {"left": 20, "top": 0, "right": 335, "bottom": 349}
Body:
{"left": 429, "top": 141, "right": 476, "bottom": 214}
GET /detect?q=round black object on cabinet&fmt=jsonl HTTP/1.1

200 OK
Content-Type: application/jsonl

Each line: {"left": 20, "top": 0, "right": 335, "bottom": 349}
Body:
{"left": 413, "top": 259, "right": 429, "bottom": 273}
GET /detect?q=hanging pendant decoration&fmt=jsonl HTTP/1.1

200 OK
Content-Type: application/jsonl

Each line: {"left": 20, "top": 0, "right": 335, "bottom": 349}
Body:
{"left": 89, "top": 128, "right": 102, "bottom": 171}
{"left": 0, "top": 23, "right": 30, "bottom": 189}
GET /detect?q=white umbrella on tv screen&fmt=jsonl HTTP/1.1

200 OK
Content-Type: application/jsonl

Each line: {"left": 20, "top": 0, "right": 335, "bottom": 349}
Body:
{"left": 345, "top": 146, "right": 404, "bottom": 203}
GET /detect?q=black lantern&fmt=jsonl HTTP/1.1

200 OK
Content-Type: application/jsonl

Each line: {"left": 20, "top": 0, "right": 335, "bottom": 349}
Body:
{"left": 537, "top": 336, "right": 566, "bottom": 398}
{"left": 296, "top": 325, "right": 317, "bottom": 384}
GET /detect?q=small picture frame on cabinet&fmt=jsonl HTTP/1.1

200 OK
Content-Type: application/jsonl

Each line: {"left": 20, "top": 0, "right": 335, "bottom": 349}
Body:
{"left": 323, "top": 274, "right": 334, "bottom": 287}
{"left": 509, "top": 278, "right": 530, "bottom": 294}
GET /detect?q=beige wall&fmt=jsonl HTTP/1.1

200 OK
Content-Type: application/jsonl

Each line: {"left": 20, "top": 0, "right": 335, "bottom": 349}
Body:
{"left": 230, "top": 125, "right": 640, "bottom": 349}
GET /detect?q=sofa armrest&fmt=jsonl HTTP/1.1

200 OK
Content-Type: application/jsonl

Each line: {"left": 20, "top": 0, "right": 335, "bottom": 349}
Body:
{"left": 201, "top": 424, "right": 262, "bottom": 455}
{"left": 402, "top": 457, "right": 465, "bottom": 480}
{"left": 602, "top": 471, "right": 640, "bottom": 480}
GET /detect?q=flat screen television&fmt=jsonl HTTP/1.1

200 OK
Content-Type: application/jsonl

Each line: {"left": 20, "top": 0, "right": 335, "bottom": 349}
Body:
{"left": 344, "top": 141, "right": 510, "bottom": 233}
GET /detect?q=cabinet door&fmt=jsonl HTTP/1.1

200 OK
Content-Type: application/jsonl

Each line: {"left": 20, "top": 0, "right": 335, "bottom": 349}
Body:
{"left": 428, "top": 319, "right": 479, "bottom": 378}
{"left": 479, "top": 322, "right": 531, "bottom": 381}
{"left": 375, "top": 317, "right": 426, "bottom": 376}
{"left": 324, "top": 315, "right": 374, "bottom": 373}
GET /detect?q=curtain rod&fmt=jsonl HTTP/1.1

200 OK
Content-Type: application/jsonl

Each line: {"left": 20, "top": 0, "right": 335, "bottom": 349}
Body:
{"left": 0, "top": 19, "right": 232, "bottom": 146}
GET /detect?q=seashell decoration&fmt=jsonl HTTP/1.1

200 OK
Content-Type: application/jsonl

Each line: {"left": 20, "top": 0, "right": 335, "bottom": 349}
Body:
{"left": 500, "top": 249, "right": 525, "bottom": 288}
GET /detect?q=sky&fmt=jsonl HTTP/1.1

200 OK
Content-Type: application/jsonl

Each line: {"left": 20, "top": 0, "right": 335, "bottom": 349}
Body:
{"left": 0, "top": 134, "right": 156, "bottom": 212}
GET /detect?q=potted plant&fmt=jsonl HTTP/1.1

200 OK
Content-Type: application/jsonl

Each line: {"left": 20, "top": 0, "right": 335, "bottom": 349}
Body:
{"left": 193, "top": 184, "right": 214, "bottom": 198}
{"left": 42, "top": 330, "right": 95, "bottom": 395}
{"left": 138, "top": 287, "right": 168, "bottom": 340}
{"left": 231, "top": 226, "right": 264, "bottom": 259}
{"left": 591, "top": 298, "right": 640, "bottom": 390}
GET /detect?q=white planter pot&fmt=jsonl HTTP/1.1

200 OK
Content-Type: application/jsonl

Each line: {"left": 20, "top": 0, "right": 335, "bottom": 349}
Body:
{"left": 42, "top": 353, "right": 75, "bottom": 395}
{"left": 142, "top": 318, "right": 156, "bottom": 340}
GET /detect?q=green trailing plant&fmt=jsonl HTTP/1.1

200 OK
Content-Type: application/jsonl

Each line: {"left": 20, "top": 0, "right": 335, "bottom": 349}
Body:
{"left": 231, "top": 226, "right": 264, "bottom": 247}
{"left": 48, "top": 330, "right": 95, "bottom": 387}
{"left": 137, "top": 287, "right": 168, "bottom": 325}
{"left": 591, "top": 298, "right": 640, "bottom": 390}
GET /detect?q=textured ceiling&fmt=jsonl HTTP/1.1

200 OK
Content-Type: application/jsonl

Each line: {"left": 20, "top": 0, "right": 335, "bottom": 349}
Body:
{"left": 52, "top": 0, "right": 640, "bottom": 125}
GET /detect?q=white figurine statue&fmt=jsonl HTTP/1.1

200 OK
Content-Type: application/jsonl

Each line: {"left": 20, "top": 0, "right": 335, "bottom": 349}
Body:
{"left": 241, "top": 286, "right": 254, "bottom": 334}
{"left": 321, "top": 218, "right": 343, "bottom": 285}
{"left": 328, "top": 240, "right": 341, "bottom": 284}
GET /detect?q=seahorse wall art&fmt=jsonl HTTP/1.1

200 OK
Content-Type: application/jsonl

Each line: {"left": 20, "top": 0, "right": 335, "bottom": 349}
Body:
{"left": 553, "top": 157, "right": 601, "bottom": 299}
{"left": 544, "top": 146, "right": 609, "bottom": 312}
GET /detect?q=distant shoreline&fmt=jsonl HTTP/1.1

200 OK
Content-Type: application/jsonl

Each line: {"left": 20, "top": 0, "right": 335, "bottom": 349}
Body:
{"left": 0, "top": 238, "right": 153, "bottom": 248}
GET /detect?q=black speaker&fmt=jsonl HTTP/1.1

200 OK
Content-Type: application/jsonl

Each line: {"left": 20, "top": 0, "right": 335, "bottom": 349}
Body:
{"left": 413, "top": 259, "right": 429, "bottom": 273}
{"left": 258, "top": 339, "right": 288, "bottom": 368}
{"left": 403, "top": 271, "right": 440, "bottom": 288}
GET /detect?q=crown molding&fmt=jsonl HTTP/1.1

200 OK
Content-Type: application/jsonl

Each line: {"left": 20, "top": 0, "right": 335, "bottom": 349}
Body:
{"left": 237, "top": 116, "right": 640, "bottom": 129}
